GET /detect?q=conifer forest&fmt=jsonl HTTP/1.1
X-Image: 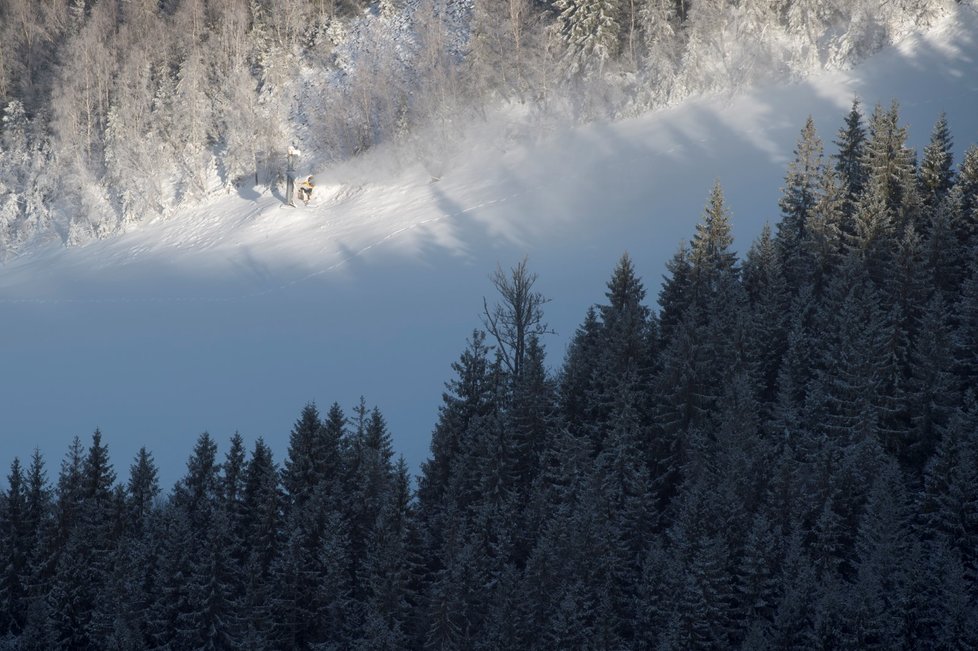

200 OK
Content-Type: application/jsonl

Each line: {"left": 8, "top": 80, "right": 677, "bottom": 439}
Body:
{"left": 2, "top": 102, "right": 978, "bottom": 648}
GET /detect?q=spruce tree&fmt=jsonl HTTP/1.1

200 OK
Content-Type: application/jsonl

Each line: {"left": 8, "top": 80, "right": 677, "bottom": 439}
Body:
{"left": 778, "top": 116, "right": 825, "bottom": 288}
{"left": 282, "top": 403, "right": 325, "bottom": 508}
{"left": 359, "top": 458, "right": 418, "bottom": 649}
{"left": 743, "top": 224, "right": 790, "bottom": 405}
{"left": 833, "top": 98, "right": 867, "bottom": 228}
{"left": 0, "top": 459, "right": 29, "bottom": 637}
{"left": 507, "top": 335, "right": 556, "bottom": 514}
{"left": 127, "top": 447, "right": 159, "bottom": 534}
{"left": 859, "top": 101, "right": 920, "bottom": 235}
{"left": 956, "top": 145, "right": 978, "bottom": 249}
{"left": 903, "top": 294, "right": 957, "bottom": 473}
{"left": 658, "top": 241, "right": 693, "bottom": 345}
{"left": 579, "top": 253, "right": 656, "bottom": 453}
{"left": 804, "top": 164, "right": 846, "bottom": 294}
{"left": 690, "top": 181, "right": 738, "bottom": 301}
{"left": 239, "top": 438, "right": 282, "bottom": 646}
{"left": 953, "top": 262, "right": 978, "bottom": 392}
{"left": 417, "top": 330, "right": 499, "bottom": 542}
{"left": 559, "top": 307, "right": 603, "bottom": 431}
{"left": 925, "top": 193, "right": 965, "bottom": 298}
{"left": 918, "top": 113, "right": 955, "bottom": 219}
{"left": 849, "top": 460, "right": 910, "bottom": 649}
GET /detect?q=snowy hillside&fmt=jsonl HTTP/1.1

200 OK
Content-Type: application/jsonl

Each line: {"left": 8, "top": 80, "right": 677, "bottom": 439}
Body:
{"left": 2, "top": 4, "right": 978, "bottom": 487}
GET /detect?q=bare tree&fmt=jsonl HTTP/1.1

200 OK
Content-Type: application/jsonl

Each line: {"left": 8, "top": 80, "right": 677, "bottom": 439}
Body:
{"left": 482, "top": 257, "right": 554, "bottom": 379}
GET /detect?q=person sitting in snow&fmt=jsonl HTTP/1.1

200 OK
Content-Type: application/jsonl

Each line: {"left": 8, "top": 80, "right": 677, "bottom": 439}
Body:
{"left": 297, "top": 175, "right": 315, "bottom": 205}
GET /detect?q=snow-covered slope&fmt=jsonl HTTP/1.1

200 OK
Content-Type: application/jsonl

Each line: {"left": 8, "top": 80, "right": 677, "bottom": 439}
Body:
{"left": 2, "top": 6, "right": 977, "bottom": 488}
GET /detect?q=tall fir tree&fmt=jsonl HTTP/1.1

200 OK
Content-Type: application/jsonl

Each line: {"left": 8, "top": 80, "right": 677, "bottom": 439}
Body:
{"left": 0, "top": 459, "right": 29, "bottom": 638}
{"left": 918, "top": 113, "right": 955, "bottom": 221}
{"left": 956, "top": 145, "right": 978, "bottom": 250}
{"left": 778, "top": 115, "right": 825, "bottom": 288}
{"left": 833, "top": 98, "right": 868, "bottom": 231}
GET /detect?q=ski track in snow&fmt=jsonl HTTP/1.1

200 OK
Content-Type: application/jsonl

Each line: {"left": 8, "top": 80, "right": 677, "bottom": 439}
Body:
{"left": 0, "top": 190, "right": 529, "bottom": 305}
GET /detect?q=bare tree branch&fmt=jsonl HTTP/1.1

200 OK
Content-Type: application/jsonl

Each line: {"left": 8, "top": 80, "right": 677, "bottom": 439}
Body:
{"left": 482, "top": 256, "right": 554, "bottom": 379}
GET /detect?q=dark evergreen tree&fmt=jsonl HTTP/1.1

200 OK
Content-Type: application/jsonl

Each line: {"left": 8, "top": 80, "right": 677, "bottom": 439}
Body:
{"left": 147, "top": 504, "right": 195, "bottom": 650}
{"left": 953, "top": 263, "right": 978, "bottom": 392}
{"left": 860, "top": 101, "right": 920, "bottom": 235}
{"left": 778, "top": 115, "right": 825, "bottom": 287}
{"left": 0, "top": 459, "right": 29, "bottom": 638}
{"left": 655, "top": 183, "right": 744, "bottom": 511}
{"left": 592, "top": 385, "right": 655, "bottom": 637}
{"left": 282, "top": 403, "right": 326, "bottom": 508}
{"left": 689, "top": 181, "right": 739, "bottom": 301}
{"left": 345, "top": 400, "right": 397, "bottom": 615}
{"left": 933, "top": 544, "right": 978, "bottom": 649}
{"left": 956, "top": 145, "right": 978, "bottom": 249}
{"left": 811, "top": 261, "right": 887, "bottom": 447}
{"left": 180, "top": 508, "right": 237, "bottom": 650}
{"left": 768, "top": 286, "right": 818, "bottom": 439}
{"left": 743, "top": 223, "right": 790, "bottom": 405}
{"left": 174, "top": 432, "right": 221, "bottom": 530}
{"left": 658, "top": 241, "right": 692, "bottom": 345}
{"left": 507, "top": 335, "right": 556, "bottom": 515}
{"left": 111, "top": 447, "right": 162, "bottom": 648}
{"left": 239, "top": 438, "right": 282, "bottom": 647}
{"left": 918, "top": 113, "right": 955, "bottom": 220}
{"left": 19, "top": 449, "right": 52, "bottom": 650}
{"left": 766, "top": 529, "right": 816, "bottom": 648}
{"left": 221, "top": 432, "right": 249, "bottom": 641}
{"left": 804, "top": 164, "right": 845, "bottom": 293}
{"left": 833, "top": 98, "right": 868, "bottom": 230}
{"left": 664, "top": 475, "right": 740, "bottom": 650}
{"left": 566, "top": 253, "right": 657, "bottom": 455}
{"left": 598, "top": 253, "right": 655, "bottom": 386}
{"left": 559, "top": 306, "right": 603, "bottom": 430}
{"left": 898, "top": 541, "right": 945, "bottom": 649}
{"left": 903, "top": 294, "right": 957, "bottom": 473}
{"left": 418, "top": 330, "right": 497, "bottom": 517}
{"left": 926, "top": 192, "right": 965, "bottom": 298}
{"left": 42, "top": 431, "right": 119, "bottom": 650}
{"left": 127, "top": 447, "right": 159, "bottom": 534}
{"left": 735, "top": 514, "right": 780, "bottom": 641}
{"left": 358, "top": 458, "right": 418, "bottom": 649}
{"left": 845, "top": 460, "right": 910, "bottom": 649}
{"left": 919, "top": 406, "right": 978, "bottom": 580}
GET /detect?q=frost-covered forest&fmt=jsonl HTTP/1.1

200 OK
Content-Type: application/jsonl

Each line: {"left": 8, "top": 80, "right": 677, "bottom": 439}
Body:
{"left": 2, "top": 103, "right": 978, "bottom": 648}
{"left": 0, "top": 0, "right": 961, "bottom": 255}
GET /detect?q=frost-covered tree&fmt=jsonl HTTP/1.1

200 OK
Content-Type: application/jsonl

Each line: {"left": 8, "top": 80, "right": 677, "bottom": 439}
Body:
{"left": 918, "top": 113, "right": 955, "bottom": 219}
{"left": 638, "top": 0, "right": 680, "bottom": 87}
{"left": 778, "top": 116, "right": 825, "bottom": 288}
{"left": 834, "top": 99, "right": 868, "bottom": 226}
{"left": 555, "top": 0, "right": 622, "bottom": 78}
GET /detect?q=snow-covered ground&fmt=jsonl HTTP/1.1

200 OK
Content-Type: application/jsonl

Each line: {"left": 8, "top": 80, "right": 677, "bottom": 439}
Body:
{"left": 2, "top": 6, "right": 977, "bottom": 488}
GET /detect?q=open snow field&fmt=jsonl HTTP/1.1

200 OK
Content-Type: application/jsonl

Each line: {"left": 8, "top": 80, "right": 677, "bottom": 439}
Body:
{"left": 2, "top": 7, "right": 977, "bottom": 487}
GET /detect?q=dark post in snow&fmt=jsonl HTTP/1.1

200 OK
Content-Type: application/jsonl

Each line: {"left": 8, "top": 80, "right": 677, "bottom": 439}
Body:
{"left": 286, "top": 145, "right": 300, "bottom": 207}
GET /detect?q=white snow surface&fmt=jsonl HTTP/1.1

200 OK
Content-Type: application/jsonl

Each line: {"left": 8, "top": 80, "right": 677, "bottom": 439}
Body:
{"left": 2, "top": 7, "right": 977, "bottom": 488}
